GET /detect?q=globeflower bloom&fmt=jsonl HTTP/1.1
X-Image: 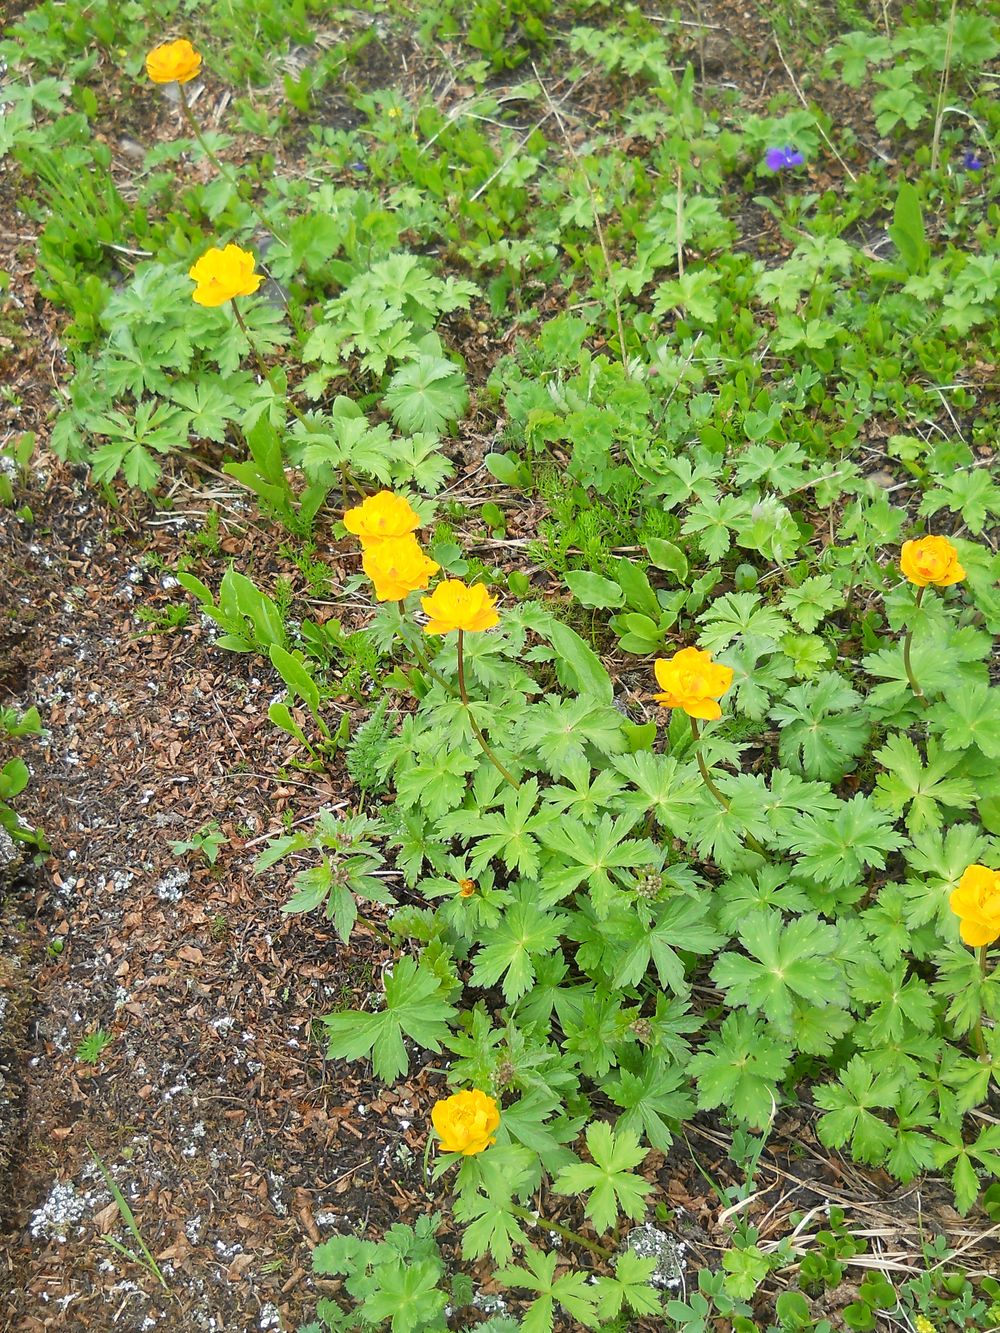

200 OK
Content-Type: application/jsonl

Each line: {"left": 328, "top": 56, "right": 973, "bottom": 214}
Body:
{"left": 145, "top": 39, "right": 202, "bottom": 85}
{"left": 344, "top": 491, "right": 420, "bottom": 548}
{"left": 362, "top": 535, "right": 439, "bottom": 602}
{"left": 422, "top": 580, "right": 499, "bottom": 635}
{"left": 431, "top": 1089, "right": 500, "bottom": 1155}
{"left": 457, "top": 878, "right": 477, "bottom": 898}
{"left": 899, "top": 535, "right": 965, "bottom": 588}
{"left": 653, "top": 646, "right": 734, "bottom": 721}
{"left": 949, "top": 864, "right": 1000, "bottom": 947}
{"left": 765, "top": 146, "right": 804, "bottom": 171}
{"left": 189, "top": 244, "right": 263, "bottom": 307}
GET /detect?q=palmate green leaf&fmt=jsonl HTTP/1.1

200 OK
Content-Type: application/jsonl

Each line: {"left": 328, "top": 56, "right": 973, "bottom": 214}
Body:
{"left": 929, "top": 683, "right": 1000, "bottom": 758}
{"left": 610, "top": 895, "right": 723, "bottom": 993}
{"left": 553, "top": 1121, "right": 651, "bottom": 1233}
{"left": 849, "top": 960, "right": 936, "bottom": 1045}
{"left": 873, "top": 734, "right": 977, "bottom": 833}
{"left": 770, "top": 673, "right": 870, "bottom": 781}
{"left": 395, "top": 746, "right": 479, "bottom": 820}
{"left": 323, "top": 955, "right": 456, "bottom": 1081}
{"left": 359, "top": 1258, "right": 448, "bottom": 1333}
{"left": 594, "top": 1251, "right": 663, "bottom": 1319}
{"left": 437, "top": 778, "right": 555, "bottom": 878}
{"left": 455, "top": 1191, "right": 529, "bottom": 1266}
{"left": 714, "top": 864, "right": 811, "bottom": 933}
{"left": 611, "top": 751, "right": 702, "bottom": 835}
{"left": 772, "top": 794, "right": 906, "bottom": 894}
{"left": 468, "top": 886, "right": 569, "bottom": 1003}
{"left": 498, "top": 1248, "right": 601, "bottom": 1333}
{"left": 539, "top": 815, "right": 660, "bottom": 916}
{"left": 698, "top": 591, "right": 791, "bottom": 651}
{"left": 606, "top": 1054, "right": 694, "bottom": 1152}
{"left": 814, "top": 1056, "right": 902, "bottom": 1165}
{"left": 933, "top": 1123, "right": 1000, "bottom": 1216}
{"left": 688, "top": 1012, "right": 792, "bottom": 1130}
{"left": 711, "top": 911, "right": 845, "bottom": 1034}
{"left": 516, "top": 695, "right": 628, "bottom": 775}
{"left": 384, "top": 353, "right": 468, "bottom": 434}
{"left": 901, "top": 822, "right": 994, "bottom": 930}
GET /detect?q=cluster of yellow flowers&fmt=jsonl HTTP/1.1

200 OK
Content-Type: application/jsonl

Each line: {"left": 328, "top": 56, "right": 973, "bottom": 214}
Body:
{"left": 343, "top": 492, "right": 499, "bottom": 634}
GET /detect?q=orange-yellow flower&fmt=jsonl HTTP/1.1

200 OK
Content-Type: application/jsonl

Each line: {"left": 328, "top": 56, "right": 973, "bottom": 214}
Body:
{"left": 457, "top": 878, "right": 477, "bottom": 898}
{"left": 949, "top": 864, "right": 1000, "bottom": 947}
{"left": 421, "top": 580, "right": 499, "bottom": 635}
{"left": 188, "top": 244, "right": 263, "bottom": 307}
{"left": 653, "top": 646, "right": 734, "bottom": 721}
{"left": 899, "top": 535, "right": 965, "bottom": 588}
{"left": 145, "top": 39, "right": 202, "bottom": 85}
{"left": 431, "top": 1089, "right": 500, "bottom": 1155}
{"left": 344, "top": 491, "right": 420, "bottom": 548}
{"left": 362, "top": 535, "right": 439, "bottom": 602}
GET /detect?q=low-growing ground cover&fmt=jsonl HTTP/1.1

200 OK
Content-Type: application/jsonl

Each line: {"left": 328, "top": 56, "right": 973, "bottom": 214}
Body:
{"left": 0, "top": 0, "right": 999, "bottom": 1328}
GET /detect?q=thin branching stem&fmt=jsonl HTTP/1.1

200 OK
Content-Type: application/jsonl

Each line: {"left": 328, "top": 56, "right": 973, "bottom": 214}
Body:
{"left": 457, "top": 630, "right": 520, "bottom": 790}
{"left": 902, "top": 585, "right": 927, "bottom": 704}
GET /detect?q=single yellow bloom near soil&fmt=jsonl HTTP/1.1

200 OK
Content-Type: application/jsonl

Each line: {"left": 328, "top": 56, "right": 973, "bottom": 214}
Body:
{"left": 899, "top": 535, "right": 965, "bottom": 588}
{"left": 188, "top": 244, "right": 263, "bottom": 307}
{"left": 652, "top": 646, "right": 734, "bottom": 721}
{"left": 431, "top": 1089, "right": 500, "bottom": 1155}
{"left": 145, "top": 39, "right": 202, "bottom": 85}
{"left": 421, "top": 580, "right": 499, "bottom": 635}
{"left": 949, "top": 864, "right": 1000, "bottom": 947}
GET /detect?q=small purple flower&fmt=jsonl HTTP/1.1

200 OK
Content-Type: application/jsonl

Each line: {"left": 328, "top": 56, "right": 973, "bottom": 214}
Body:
{"left": 765, "top": 146, "right": 805, "bottom": 172}
{"left": 961, "top": 150, "right": 984, "bottom": 171}
{"left": 349, "top": 161, "right": 367, "bottom": 173}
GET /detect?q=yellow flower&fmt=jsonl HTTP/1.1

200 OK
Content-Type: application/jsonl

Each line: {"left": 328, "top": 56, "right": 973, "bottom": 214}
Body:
{"left": 145, "top": 39, "right": 202, "bottom": 85}
{"left": 949, "top": 864, "right": 1000, "bottom": 948}
{"left": 431, "top": 1089, "right": 500, "bottom": 1155}
{"left": 457, "top": 878, "right": 477, "bottom": 898}
{"left": 344, "top": 491, "right": 420, "bottom": 548}
{"left": 362, "top": 535, "right": 439, "bottom": 602}
{"left": 421, "top": 580, "right": 499, "bottom": 635}
{"left": 188, "top": 244, "right": 263, "bottom": 307}
{"left": 914, "top": 1318, "right": 936, "bottom": 1333}
{"left": 652, "top": 646, "right": 734, "bottom": 721}
{"left": 899, "top": 535, "right": 965, "bottom": 588}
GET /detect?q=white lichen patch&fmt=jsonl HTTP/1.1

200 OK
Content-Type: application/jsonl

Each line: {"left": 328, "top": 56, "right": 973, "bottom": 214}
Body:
{"left": 155, "top": 868, "right": 190, "bottom": 903}
{"left": 30, "top": 1180, "right": 91, "bottom": 1242}
{"left": 622, "top": 1224, "right": 686, "bottom": 1289}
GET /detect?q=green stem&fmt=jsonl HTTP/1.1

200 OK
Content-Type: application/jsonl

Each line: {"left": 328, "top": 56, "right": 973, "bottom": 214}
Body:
{"left": 458, "top": 629, "right": 520, "bottom": 790}
{"left": 507, "top": 1202, "right": 612, "bottom": 1260}
{"left": 902, "top": 586, "right": 927, "bottom": 705}
{"left": 691, "top": 716, "right": 766, "bottom": 857}
{"left": 396, "top": 602, "right": 458, "bottom": 697}
{"left": 178, "top": 83, "right": 287, "bottom": 247}
{"left": 930, "top": 0, "right": 960, "bottom": 173}
{"left": 231, "top": 300, "right": 308, "bottom": 424}
{"left": 972, "top": 944, "right": 990, "bottom": 1059}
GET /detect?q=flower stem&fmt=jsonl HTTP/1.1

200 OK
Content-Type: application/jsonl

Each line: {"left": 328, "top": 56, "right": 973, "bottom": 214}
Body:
{"left": 178, "top": 84, "right": 287, "bottom": 247}
{"left": 690, "top": 716, "right": 766, "bottom": 857}
{"left": 396, "top": 602, "right": 458, "bottom": 697}
{"left": 507, "top": 1201, "right": 612, "bottom": 1259}
{"left": 457, "top": 629, "right": 520, "bottom": 790}
{"left": 902, "top": 586, "right": 927, "bottom": 705}
{"left": 231, "top": 301, "right": 307, "bottom": 424}
{"left": 972, "top": 944, "right": 990, "bottom": 1059}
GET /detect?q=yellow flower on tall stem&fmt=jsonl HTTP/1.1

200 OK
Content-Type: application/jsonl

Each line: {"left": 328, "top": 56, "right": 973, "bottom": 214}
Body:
{"left": 949, "top": 863, "right": 999, "bottom": 1057}
{"left": 420, "top": 580, "right": 516, "bottom": 790}
{"left": 652, "top": 645, "right": 763, "bottom": 855}
{"left": 145, "top": 39, "right": 202, "bottom": 85}
{"left": 188, "top": 244, "right": 263, "bottom": 307}
{"left": 898, "top": 535, "right": 966, "bottom": 703}
{"left": 431, "top": 1089, "right": 500, "bottom": 1155}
